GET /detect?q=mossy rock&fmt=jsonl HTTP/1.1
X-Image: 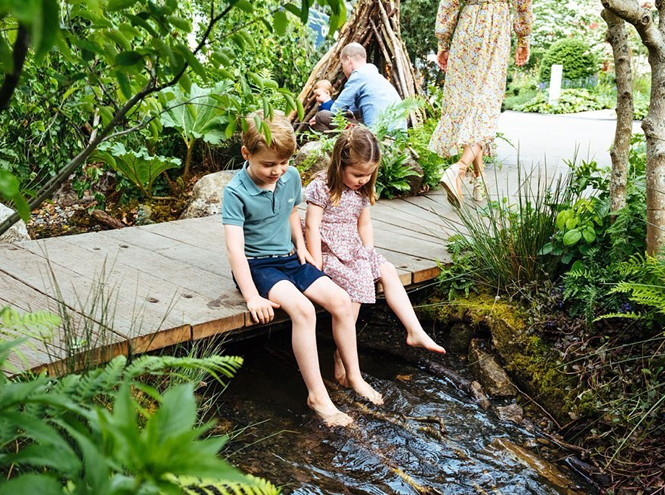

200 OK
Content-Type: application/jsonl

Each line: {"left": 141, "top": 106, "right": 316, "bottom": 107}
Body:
{"left": 419, "top": 293, "right": 578, "bottom": 424}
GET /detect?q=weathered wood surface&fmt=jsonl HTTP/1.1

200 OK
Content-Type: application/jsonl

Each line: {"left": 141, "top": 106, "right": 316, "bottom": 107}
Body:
{"left": 0, "top": 196, "right": 452, "bottom": 375}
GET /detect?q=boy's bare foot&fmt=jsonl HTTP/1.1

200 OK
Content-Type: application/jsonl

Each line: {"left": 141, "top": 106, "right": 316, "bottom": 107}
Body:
{"left": 348, "top": 377, "right": 384, "bottom": 405}
{"left": 307, "top": 396, "right": 354, "bottom": 427}
{"left": 333, "top": 349, "right": 349, "bottom": 388}
{"left": 406, "top": 330, "right": 446, "bottom": 354}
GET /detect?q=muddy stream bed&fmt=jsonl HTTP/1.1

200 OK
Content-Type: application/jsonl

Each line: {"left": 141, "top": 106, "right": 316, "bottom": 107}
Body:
{"left": 213, "top": 310, "right": 596, "bottom": 494}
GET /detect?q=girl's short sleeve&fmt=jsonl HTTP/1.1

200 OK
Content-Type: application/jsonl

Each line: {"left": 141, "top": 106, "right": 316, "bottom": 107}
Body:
{"left": 304, "top": 177, "right": 330, "bottom": 209}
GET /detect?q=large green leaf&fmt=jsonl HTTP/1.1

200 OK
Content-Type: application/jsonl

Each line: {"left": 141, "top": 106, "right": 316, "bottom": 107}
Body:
{"left": 160, "top": 83, "right": 231, "bottom": 146}
{"left": 93, "top": 142, "right": 181, "bottom": 198}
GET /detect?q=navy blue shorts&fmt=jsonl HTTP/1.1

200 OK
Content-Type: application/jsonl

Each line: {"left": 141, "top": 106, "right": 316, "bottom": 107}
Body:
{"left": 234, "top": 253, "right": 327, "bottom": 298}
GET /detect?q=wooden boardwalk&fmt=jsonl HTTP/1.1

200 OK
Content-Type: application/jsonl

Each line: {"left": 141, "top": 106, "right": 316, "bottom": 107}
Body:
{"left": 1, "top": 188, "right": 463, "bottom": 375}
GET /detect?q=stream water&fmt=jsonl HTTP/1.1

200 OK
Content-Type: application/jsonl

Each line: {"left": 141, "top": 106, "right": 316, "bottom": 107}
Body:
{"left": 214, "top": 312, "right": 596, "bottom": 495}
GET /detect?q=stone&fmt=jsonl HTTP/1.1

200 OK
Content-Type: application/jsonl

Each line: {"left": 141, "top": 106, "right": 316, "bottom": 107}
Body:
{"left": 293, "top": 141, "right": 330, "bottom": 183}
{"left": 446, "top": 321, "right": 476, "bottom": 354}
{"left": 468, "top": 339, "right": 517, "bottom": 398}
{"left": 495, "top": 403, "right": 524, "bottom": 424}
{"left": 180, "top": 170, "right": 237, "bottom": 219}
{"left": 469, "top": 380, "right": 491, "bottom": 410}
{"left": 135, "top": 204, "right": 154, "bottom": 226}
{"left": 403, "top": 150, "right": 424, "bottom": 196}
{"left": 0, "top": 203, "right": 30, "bottom": 243}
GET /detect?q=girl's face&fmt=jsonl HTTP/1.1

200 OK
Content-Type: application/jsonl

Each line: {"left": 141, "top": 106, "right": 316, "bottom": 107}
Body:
{"left": 342, "top": 161, "right": 377, "bottom": 190}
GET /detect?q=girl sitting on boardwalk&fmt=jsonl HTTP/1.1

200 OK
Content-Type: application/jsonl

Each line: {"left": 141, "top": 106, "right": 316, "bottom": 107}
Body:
{"left": 305, "top": 126, "right": 445, "bottom": 392}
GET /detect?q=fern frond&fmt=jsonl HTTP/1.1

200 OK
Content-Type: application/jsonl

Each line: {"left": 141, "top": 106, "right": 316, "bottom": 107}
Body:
{"left": 69, "top": 355, "right": 127, "bottom": 402}
{"left": 594, "top": 312, "right": 642, "bottom": 321}
{"left": 124, "top": 355, "right": 244, "bottom": 385}
{"left": 178, "top": 474, "right": 281, "bottom": 495}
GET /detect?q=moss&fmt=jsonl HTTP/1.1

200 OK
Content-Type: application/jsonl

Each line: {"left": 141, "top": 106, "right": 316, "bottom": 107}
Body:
{"left": 420, "top": 293, "right": 579, "bottom": 424}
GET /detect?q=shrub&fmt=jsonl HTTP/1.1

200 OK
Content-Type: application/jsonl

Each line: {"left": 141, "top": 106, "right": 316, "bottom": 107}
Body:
{"left": 539, "top": 38, "right": 598, "bottom": 83}
{"left": 516, "top": 88, "right": 607, "bottom": 114}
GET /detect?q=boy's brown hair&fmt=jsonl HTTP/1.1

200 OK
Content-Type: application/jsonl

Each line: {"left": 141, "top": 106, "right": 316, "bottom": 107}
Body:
{"left": 242, "top": 111, "right": 296, "bottom": 159}
{"left": 327, "top": 126, "right": 381, "bottom": 206}
{"left": 314, "top": 79, "right": 333, "bottom": 95}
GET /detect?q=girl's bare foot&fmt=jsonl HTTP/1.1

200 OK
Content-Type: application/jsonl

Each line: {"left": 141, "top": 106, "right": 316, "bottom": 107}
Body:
{"left": 406, "top": 330, "right": 446, "bottom": 354}
{"left": 307, "top": 396, "right": 353, "bottom": 427}
{"left": 333, "top": 349, "right": 349, "bottom": 388}
{"left": 348, "top": 376, "right": 384, "bottom": 405}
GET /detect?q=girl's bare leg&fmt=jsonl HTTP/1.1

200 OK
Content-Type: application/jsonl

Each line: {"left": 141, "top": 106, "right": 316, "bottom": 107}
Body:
{"left": 379, "top": 263, "right": 446, "bottom": 354}
{"left": 333, "top": 302, "right": 361, "bottom": 388}
{"left": 305, "top": 278, "right": 383, "bottom": 405}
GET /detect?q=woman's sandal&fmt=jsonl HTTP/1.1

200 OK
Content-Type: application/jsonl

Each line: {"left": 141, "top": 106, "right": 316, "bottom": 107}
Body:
{"left": 440, "top": 163, "right": 463, "bottom": 207}
{"left": 472, "top": 176, "right": 487, "bottom": 202}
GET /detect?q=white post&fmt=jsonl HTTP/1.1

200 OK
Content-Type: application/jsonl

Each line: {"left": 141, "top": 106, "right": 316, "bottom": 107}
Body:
{"left": 549, "top": 64, "right": 563, "bottom": 105}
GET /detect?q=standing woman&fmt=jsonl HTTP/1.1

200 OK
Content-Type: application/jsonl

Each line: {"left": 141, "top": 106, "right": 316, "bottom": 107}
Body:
{"left": 429, "top": 0, "right": 532, "bottom": 205}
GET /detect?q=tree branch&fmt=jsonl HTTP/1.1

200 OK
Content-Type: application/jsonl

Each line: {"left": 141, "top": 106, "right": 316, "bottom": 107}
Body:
{"left": 0, "top": 24, "right": 30, "bottom": 111}
{"left": 602, "top": 0, "right": 663, "bottom": 51}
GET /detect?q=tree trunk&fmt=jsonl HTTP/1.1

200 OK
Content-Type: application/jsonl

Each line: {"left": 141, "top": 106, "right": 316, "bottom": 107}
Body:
{"left": 602, "top": 9, "right": 633, "bottom": 215}
{"left": 602, "top": 0, "right": 665, "bottom": 255}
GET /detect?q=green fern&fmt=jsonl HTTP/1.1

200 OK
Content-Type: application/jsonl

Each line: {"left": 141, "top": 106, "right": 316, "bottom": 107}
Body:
{"left": 0, "top": 306, "right": 60, "bottom": 340}
{"left": 178, "top": 474, "right": 281, "bottom": 495}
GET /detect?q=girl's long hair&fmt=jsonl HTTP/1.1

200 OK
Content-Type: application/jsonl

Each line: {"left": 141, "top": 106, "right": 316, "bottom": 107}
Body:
{"left": 327, "top": 126, "right": 381, "bottom": 206}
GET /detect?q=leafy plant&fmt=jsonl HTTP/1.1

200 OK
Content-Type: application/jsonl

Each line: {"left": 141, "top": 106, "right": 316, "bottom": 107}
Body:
{"left": 375, "top": 151, "right": 419, "bottom": 199}
{"left": 160, "top": 82, "right": 232, "bottom": 185}
{"left": 93, "top": 142, "right": 180, "bottom": 200}
{"left": 539, "top": 38, "right": 599, "bottom": 83}
{"left": 0, "top": 333, "right": 280, "bottom": 494}
{"left": 516, "top": 88, "right": 607, "bottom": 114}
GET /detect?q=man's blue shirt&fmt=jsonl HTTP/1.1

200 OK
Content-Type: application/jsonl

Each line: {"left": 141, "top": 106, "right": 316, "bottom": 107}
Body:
{"left": 331, "top": 63, "right": 404, "bottom": 129}
{"left": 221, "top": 163, "right": 302, "bottom": 257}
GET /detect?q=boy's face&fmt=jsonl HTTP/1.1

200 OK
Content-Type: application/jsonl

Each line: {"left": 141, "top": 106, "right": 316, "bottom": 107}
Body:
{"left": 313, "top": 87, "right": 331, "bottom": 104}
{"left": 241, "top": 146, "right": 290, "bottom": 187}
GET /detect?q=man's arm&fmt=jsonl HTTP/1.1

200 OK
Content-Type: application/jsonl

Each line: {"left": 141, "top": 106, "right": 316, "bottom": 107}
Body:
{"left": 224, "top": 224, "right": 279, "bottom": 324}
{"left": 331, "top": 72, "right": 361, "bottom": 113}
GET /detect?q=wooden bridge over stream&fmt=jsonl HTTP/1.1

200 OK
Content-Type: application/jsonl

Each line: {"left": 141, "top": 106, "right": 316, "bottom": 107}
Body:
{"left": 1, "top": 188, "right": 466, "bottom": 375}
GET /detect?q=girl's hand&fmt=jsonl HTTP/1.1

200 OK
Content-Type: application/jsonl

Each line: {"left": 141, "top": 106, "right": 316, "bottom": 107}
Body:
{"left": 436, "top": 50, "right": 449, "bottom": 72}
{"left": 246, "top": 295, "right": 280, "bottom": 324}
{"left": 297, "top": 247, "right": 317, "bottom": 267}
{"left": 515, "top": 45, "right": 530, "bottom": 67}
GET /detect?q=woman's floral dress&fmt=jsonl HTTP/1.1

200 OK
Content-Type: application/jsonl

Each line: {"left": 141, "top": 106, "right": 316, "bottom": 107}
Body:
{"left": 304, "top": 175, "right": 386, "bottom": 304}
{"left": 428, "top": 0, "right": 533, "bottom": 158}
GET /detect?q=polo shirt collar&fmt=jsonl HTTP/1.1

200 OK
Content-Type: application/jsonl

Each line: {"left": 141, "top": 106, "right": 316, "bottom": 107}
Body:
{"left": 238, "top": 161, "right": 291, "bottom": 195}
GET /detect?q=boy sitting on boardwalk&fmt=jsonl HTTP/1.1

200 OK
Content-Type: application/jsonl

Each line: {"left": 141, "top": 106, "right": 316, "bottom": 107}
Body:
{"left": 222, "top": 112, "right": 381, "bottom": 426}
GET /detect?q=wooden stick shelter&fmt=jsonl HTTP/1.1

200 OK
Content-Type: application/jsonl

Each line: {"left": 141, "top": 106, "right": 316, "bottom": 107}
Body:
{"left": 293, "top": 0, "right": 424, "bottom": 132}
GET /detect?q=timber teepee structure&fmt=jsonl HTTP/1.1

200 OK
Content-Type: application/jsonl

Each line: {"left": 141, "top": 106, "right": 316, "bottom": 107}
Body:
{"left": 294, "top": 0, "right": 424, "bottom": 132}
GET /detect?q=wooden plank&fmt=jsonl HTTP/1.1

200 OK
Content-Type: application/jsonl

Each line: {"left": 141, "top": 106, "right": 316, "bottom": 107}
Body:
{"left": 36, "top": 230, "right": 248, "bottom": 342}
{"left": 2, "top": 242, "right": 191, "bottom": 355}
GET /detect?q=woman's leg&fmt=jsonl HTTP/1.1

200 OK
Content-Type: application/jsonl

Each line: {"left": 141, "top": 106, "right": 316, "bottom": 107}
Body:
{"left": 268, "top": 280, "right": 353, "bottom": 426}
{"left": 305, "top": 277, "right": 383, "bottom": 405}
{"left": 379, "top": 263, "right": 446, "bottom": 354}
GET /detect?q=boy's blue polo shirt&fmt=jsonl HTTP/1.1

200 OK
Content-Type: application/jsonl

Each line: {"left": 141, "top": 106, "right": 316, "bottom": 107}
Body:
{"left": 222, "top": 163, "right": 302, "bottom": 257}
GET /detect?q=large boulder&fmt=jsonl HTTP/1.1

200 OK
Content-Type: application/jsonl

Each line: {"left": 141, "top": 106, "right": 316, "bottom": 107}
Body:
{"left": 0, "top": 203, "right": 30, "bottom": 243}
{"left": 180, "top": 170, "right": 237, "bottom": 219}
{"left": 293, "top": 141, "right": 330, "bottom": 184}
{"left": 468, "top": 339, "right": 517, "bottom": 398}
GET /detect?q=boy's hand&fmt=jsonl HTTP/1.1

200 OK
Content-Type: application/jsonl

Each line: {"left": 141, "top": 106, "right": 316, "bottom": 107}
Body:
{"left": 246, "top": 295, "right": 280, "bottom": 324}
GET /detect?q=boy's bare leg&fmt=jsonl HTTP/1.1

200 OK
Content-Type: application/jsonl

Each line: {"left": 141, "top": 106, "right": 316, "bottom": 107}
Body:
{"left": 268, "top": 280, "right": 353, "bottom": 426}
{"left": 333, "top": 302, "right": 361, "bottom": 388}
{"left": 379, "top": 263, "right": 446, "bottom": 354}
{"left": 305, "top": 277, "right": 383, "bottom": 405}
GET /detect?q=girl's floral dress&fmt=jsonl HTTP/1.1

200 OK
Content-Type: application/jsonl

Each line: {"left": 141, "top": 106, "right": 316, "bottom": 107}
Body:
{"left": 304, "top": 175, "right": 386, "bottom": 304}
{"left": 428, "top": 0, "right": 533, "bottom": 158}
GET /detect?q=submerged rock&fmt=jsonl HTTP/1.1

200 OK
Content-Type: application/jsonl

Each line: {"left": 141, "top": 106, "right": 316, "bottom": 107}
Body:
{"left": 181, "top": 170, "right": 237, "bottom": 219}
{"left": 0, "top": 203, "right": 30, "bottom": 243}
{"left": 468, "top": 339, "right": 517, "bottom": 398}
{"left": 447, "top": 321, "right": 476, "bottom": 354}
{"left": 495, "top": 403, "right": 524, "bottom": 424}
{"left": 469, "top": 380, "right": 491, "bottom": 410}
